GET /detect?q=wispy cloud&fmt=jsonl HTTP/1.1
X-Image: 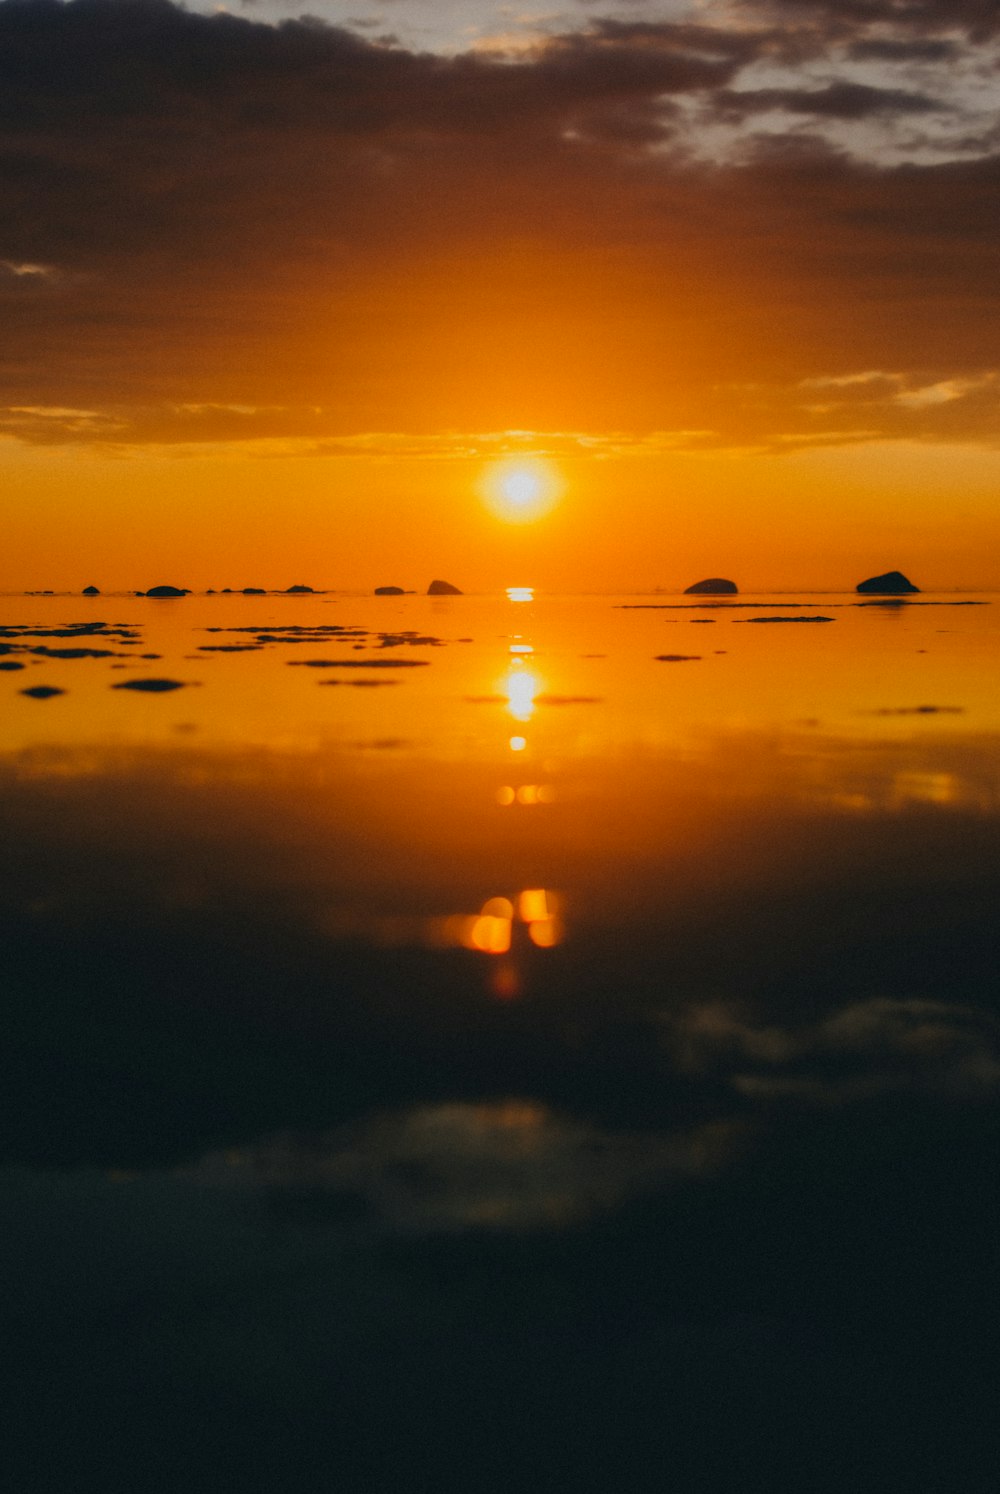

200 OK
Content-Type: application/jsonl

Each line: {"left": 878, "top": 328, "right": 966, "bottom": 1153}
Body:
{"left": 1, "top": 259, "right": 59, "bottom": 279}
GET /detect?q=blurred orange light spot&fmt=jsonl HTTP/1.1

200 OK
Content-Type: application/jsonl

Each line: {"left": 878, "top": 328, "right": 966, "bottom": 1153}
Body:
{"left": 437, "top": 914, "right": 479, "bottom": 947}
{"left": 496, "top": 785, "right": 516, "bottom": 805}
{"left": 481, "top": 895, "right": 515, "bottom": 919}
{"left": 516, "top": 784, "right": 539, "bottom": 805}
{"left": 528, "top": 917, "right": 563, "bottom": 948}
{"left": 468, "top": 914, "right": 512, "bottom": 954}
{"left": 518, "top": 888, "right": 550, "bottom": 923}
{"left": 490, "top": 963, "right": 521, "bottom": 1000}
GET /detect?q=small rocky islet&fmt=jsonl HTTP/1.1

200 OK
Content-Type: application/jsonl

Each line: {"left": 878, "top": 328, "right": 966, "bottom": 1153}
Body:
{"left": 51, "top": 571, "right": 948, "bottom": 602}
{"left": 856, "top": 570, "right": 919, "bottom": 594}
{"left": 683, "top": 578, "right": 738, "bottom": 595}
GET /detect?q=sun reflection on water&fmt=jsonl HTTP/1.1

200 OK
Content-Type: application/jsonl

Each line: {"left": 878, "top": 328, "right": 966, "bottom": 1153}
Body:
{"left": 505, "top": 667, "right": 539, "bottom": 722}
{"left": 496, "top": 783, "right": 555, "bottom": 805}
{"left": 435, "top": 888, "right": 566, "bottom": 972}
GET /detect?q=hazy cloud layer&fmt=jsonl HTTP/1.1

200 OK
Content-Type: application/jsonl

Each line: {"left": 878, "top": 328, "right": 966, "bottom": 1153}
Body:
{"left": 670, "top": 996, "right": 1000, "bottom": 1103}
{"left": 1, "top": 0, "right": 998, "bottom": 447}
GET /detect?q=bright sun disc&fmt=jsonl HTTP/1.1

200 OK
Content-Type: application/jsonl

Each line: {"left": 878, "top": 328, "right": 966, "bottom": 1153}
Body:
{"left": 503, "top": 470, "right": 541, "bottom": 506}
{"left": 481, "top": 457, "right": 560, "bottom": 524}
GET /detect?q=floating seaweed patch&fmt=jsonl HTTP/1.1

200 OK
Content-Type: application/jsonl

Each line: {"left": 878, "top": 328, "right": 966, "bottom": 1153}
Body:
{"left": 206, "top": 624, "right": 353, "bottom": 635}
{"left": 854, "top": 600, "right": 987, "bottom": 607}
{"left": 27, "top": 646, "right": 122, "bottom": 659}
{"left": 620, "top": 602, "right": 842, "bottom": 610}
{"left": 254, "top": 633, "right": 369, "bottom": 644}
{"left": 0, "top": 623, "right": 141, "bottom": 642}
{"left": 863, "top": 705, "right": 965, "bottom": 716}
{"left": 377, "top": 633, "right": 445, "bottom": 648}
{"left": 288, "top": 658, "right": 430, "bottom": 669}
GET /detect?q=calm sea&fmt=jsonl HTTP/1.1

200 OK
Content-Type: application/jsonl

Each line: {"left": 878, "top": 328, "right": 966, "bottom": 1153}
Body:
{"left": 3, "top": 590, "right": 999, "bottom": 1491}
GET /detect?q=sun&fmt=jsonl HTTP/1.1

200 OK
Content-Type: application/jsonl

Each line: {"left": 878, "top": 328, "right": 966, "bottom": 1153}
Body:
{"left": 481, "top": 456, "right": 561, "bottom": 524}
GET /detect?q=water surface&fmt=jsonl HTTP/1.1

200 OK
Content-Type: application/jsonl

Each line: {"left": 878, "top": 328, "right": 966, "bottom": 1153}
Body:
{"left": 4, "top": 591, "right": 999, "bottom": 1490}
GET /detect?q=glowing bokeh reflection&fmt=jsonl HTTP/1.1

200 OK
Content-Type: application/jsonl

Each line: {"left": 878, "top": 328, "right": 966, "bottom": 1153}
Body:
{"left": 440, "top": 888, "right": 566, "bottom": 967}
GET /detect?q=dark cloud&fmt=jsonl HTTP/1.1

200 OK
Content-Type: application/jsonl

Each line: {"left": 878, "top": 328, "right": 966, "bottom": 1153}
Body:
{"left": 0, "top": 0, "right": 998, "bottom": 444}
{"left": 714, "top": 79, "right": 944, "bottom": 119}
{"left": 847, "top": 35, "right": 961, "bottom": 58}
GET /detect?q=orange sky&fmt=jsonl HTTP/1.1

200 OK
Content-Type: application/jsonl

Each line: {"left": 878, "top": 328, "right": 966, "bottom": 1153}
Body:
{"left": 2, "top": 0, "right": 999, "bottom": 592}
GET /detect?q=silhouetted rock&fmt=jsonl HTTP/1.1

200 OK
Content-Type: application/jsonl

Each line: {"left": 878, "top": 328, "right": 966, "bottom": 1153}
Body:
{"left": 286, "top": 584, "right": 315, "bottom": 593}
{"left": 683, "top": 578, "right": 738, "bottom": 595}
{"left": 82, "top": 585, "right": 100, "bottom": 595}
{"left": 856, "top": 570, "right": 919, "bottom": 594}
{"left": 654, "top": 654, "right": 702, "bottom": 662}
{"left": 112, "top": 678, "right": 187, "bottom": 692}
{"left": 739, "top": 616, "right": 834, "bottom": 624}
{"left": 145, "top": 585, "right": 190, "bottom": 598}
{"left": 375, "top": 586, "right": 405, "bottom": 595}
{"left": 427, "top": 579, "right": 462, "bottom": 595}
{"left": 21, "top": 685, "right": 65, "bottom": 699}
{"left": 242, "top": 587, "right": 266, "bottom": 595}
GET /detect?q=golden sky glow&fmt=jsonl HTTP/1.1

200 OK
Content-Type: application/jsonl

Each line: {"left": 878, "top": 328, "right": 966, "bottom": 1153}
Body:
{"left": 2, "top": 0, "right": 1000, "bottom": 591}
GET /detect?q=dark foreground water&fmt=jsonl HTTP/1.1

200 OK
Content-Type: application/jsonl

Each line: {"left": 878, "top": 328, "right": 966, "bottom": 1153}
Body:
{"left": 3, "top": 591, "right": 999, "bottom": 1491}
